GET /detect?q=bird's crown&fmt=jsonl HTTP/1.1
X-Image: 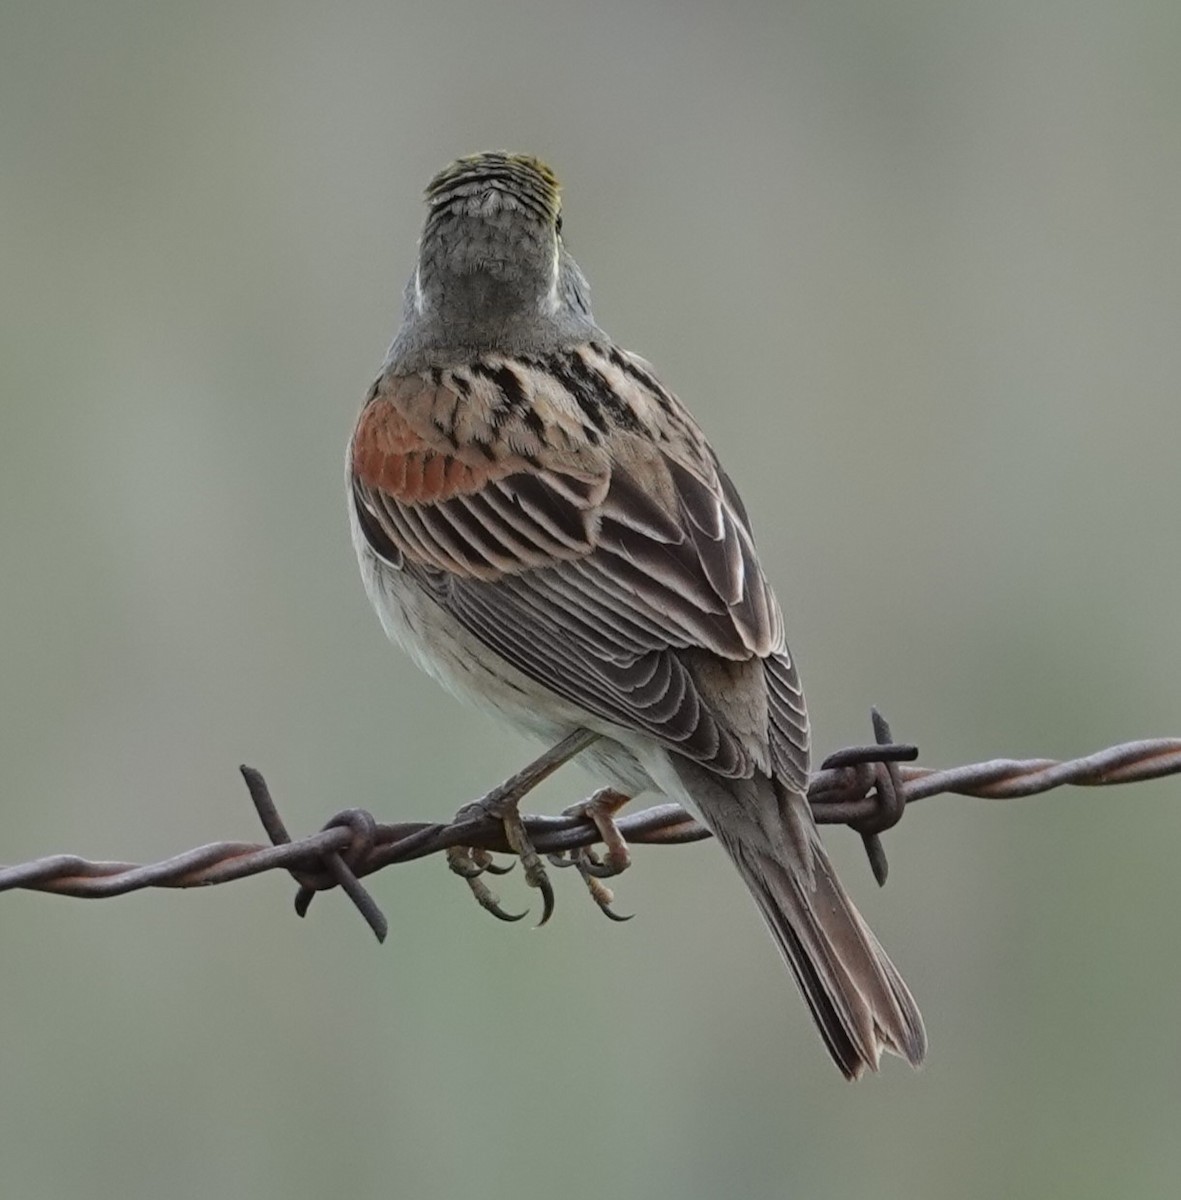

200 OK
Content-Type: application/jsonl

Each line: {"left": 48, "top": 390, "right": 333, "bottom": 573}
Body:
{"left": 425, "top": 152, "right": 561, "bottom": 227}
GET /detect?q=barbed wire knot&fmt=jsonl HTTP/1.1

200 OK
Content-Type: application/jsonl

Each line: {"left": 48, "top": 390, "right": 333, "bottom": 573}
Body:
{"left": 241, "top": 766, "right": 388, "bottom": 941}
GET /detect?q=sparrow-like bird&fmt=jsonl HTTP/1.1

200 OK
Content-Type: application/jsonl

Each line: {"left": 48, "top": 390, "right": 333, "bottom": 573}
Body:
{"left": 348, "top": 152, "right": 926, "bottom": 1078}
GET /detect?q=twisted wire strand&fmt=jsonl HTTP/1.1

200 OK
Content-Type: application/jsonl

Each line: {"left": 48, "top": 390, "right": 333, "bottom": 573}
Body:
{"left": 2, "top": 717, "right": 1177, "bottom": 942}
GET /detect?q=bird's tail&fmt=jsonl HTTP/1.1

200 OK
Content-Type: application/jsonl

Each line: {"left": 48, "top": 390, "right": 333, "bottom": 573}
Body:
{"left": 676, "top": 761, "right": 927, "bottom": 1079}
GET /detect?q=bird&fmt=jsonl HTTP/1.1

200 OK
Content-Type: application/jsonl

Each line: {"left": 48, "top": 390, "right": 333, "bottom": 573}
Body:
{"left": 347, "top": 151, "right": 927, "bottom": 1079}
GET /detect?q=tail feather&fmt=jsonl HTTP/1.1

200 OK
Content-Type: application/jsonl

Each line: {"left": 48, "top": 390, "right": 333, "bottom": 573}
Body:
{"left": 680, "top": 764, "right": 927, "bottom": 1079}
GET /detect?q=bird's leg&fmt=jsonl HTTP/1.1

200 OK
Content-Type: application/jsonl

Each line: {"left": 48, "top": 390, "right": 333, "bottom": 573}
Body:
{"left": 560, "top": 788, "right": 634, "bottom": 922}
{"left": 448, "top": 729, "right": 599, "bottom": 926}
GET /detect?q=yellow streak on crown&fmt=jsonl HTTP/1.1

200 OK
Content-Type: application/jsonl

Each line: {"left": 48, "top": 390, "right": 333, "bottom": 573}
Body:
{"left": 425, "top": 151, "right": 561, "bottom": 221}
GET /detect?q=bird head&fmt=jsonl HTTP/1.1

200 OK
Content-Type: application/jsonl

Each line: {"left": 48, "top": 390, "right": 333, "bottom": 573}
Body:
{"left": 390, "top": 152, "right": 599, "bottom": 367}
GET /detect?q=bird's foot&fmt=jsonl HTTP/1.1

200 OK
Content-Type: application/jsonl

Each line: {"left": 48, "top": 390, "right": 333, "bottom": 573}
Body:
{"left": 450, "top": 791, "right": 556, "bottom": 925}
{"left": 443, "top": 731, "right": 626, "bottom": 927}
{"left": 549, "top": 788, "right": 634, "bottom": 922}
{"left": 445, "top": 844, "right": 525, "bottom": 922}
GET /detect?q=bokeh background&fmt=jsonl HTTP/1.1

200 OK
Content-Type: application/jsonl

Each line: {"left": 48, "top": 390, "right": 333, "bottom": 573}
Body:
{"left": 2, "top": 2, "right": 1180, "bottom": 1197}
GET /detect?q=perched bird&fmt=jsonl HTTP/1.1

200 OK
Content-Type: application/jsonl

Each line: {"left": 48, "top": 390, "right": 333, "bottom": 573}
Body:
{"left": 348, "top": 152, "right": 926, "bottom": 1078}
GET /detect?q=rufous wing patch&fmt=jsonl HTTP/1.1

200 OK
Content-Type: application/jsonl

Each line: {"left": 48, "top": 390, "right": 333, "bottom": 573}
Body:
{"left": 351, "top": 395, "right": 507, "bottom": 503}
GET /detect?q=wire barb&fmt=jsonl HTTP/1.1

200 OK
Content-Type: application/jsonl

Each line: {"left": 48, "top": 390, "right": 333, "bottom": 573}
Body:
{"left": 2, "top": 712, "right": 1178, "bottom": 940}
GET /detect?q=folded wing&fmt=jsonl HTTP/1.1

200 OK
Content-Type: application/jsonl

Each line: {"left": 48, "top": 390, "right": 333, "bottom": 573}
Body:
{"left": 350, "top": 346, "right": 808, "bottom": 786}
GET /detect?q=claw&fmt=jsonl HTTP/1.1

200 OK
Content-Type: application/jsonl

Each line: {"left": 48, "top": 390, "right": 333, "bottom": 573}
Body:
{"left": 599, "top": 903, "right": 635, "bottom": 924}
{"left": 582, "top": 871, "right": 634, "bottom": 923}
{"left": 532, "top": 871, "right": 555, "bottom": 928}
{"left": 467, "top": 848, "right": 491, "bottom": 876}
{"left": 490, "top": 904, "right": 529, "bottom": 923}
{"left": 470, "top": 875, "right": 529, "bottom": 923}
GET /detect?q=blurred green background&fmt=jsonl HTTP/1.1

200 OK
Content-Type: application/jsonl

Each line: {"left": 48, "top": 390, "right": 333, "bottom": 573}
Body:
{"left": 2, "top": 1, "right": 1179, "bottom": 1197}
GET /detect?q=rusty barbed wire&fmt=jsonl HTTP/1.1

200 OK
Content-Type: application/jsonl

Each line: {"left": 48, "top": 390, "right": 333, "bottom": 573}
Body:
{"left": 2, "top": 710, "right": 1178, "bottom": 942}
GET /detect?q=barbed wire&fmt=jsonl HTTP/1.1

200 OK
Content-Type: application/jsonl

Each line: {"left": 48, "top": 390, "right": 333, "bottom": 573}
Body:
{"left": 2, "top": 709, "right": 1178, "bottom": 942}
